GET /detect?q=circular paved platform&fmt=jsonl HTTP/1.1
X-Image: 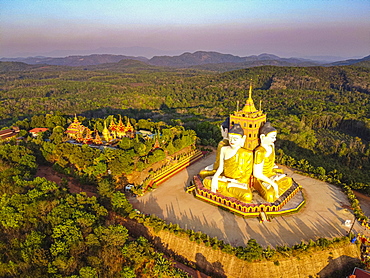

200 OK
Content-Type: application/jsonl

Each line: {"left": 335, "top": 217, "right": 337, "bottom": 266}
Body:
{"left": 129, "top": 152, "right": 370, "bottom": 248}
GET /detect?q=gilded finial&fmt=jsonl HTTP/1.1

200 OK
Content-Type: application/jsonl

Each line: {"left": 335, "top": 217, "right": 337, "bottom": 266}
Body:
{"left": 240, "top": 80, "right": 257, "bottom": 113}
{"left": 248, "top": 82, "right": 253, "bottom": 100}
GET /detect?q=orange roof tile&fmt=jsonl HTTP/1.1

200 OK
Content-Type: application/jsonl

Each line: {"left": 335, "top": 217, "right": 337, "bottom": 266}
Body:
{"left": 29, "top": 128, "right": 48, "bottom": 133}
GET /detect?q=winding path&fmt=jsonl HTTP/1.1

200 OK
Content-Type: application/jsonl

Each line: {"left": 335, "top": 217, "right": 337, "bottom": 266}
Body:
{"left": 36, "top": 165, "right": 97, "bottom": 197}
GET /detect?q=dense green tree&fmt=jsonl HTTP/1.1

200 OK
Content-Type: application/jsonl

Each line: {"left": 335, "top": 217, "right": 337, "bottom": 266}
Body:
{"left": 133, "top": 141, "right": 149, "bottom": 157}
{"left": 30, "top": 115, "right": 46, "bottom": 128}
{"left": 118, "top": 136, "right": 132, "bottom": 150}
{"left": 49, "top": 126, "right": 65, "bottom": 144}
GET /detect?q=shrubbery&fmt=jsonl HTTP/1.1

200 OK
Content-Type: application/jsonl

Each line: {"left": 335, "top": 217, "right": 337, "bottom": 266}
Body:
{"left": 127, "top": 208, "right": 354, "bottom": 264}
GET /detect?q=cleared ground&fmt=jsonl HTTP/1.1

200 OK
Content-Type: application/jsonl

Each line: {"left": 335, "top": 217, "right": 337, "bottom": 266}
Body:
{"left": 129, "top": 152, "right": 370, "bottom": 248}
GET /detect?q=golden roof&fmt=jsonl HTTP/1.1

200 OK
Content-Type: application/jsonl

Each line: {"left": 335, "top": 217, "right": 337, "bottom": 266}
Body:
{"left": 241, "top": 85, "right": 257, "bottom": 113}
{"left": 126, "top": 119, "right": 133, "bottom": 131}
{"left": 109, "top": 118, "right": 117, "bottom": 131}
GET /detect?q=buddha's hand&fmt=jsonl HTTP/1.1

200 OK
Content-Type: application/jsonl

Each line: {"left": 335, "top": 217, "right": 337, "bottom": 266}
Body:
{"left": 269, "top": 181, "right": 279, "bottom": 198}
{"left": 272, "top": 174, "right": 286, "bottom": 181}
{"left": 211, "top": 177, "right": 218, "bottom": 193}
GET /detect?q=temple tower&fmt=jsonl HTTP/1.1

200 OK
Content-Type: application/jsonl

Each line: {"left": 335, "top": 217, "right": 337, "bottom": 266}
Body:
{"left": 109, "top": 117, "right": 117, "bottom": 138}
{"left": 93, "top": 130, "right": 103, "bottom": 145}
{"left": 126, "top": 118, "right": 134, "bottom": 133}
{"left": 229, "top": 84, "right": 266, "bottom": 151}
{"left": 65, "top": 115, "right": 84, "bottom": 139}
{"left": 115, "top": 115, "right": 126, "bottom": 138}
{"left": 102, "top": 120, "right": 112, "bottom": 142}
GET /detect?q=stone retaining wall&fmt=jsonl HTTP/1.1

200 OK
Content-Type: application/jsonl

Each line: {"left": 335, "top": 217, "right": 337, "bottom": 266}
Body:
{"left": 122, "top": 218, "right": 361, "bottom": 278}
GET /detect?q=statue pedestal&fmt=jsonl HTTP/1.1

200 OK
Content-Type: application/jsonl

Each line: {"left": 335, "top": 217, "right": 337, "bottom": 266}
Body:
{"left": 189, "top": 175, "right": 305, "bottom": 218}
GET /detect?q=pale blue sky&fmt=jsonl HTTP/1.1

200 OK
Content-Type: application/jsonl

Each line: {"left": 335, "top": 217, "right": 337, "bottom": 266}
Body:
{"left": 1, "top": 0, "right": 369, "bottom": 58}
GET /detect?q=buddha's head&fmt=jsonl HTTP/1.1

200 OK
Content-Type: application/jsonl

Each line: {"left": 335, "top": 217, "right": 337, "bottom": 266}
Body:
{"left": 228, "top": 124, "right": 246, "bottom": 149}
{"left": 259, "top": 122, "right": 277, "bottom": 145}
{"left": 220, "top": 117, "right": 229, "bottom": 140}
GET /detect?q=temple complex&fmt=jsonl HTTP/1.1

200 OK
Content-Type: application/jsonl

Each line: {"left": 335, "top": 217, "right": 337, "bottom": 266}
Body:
{"left": 65, "top": 115, "right": 135, "bottom": 145}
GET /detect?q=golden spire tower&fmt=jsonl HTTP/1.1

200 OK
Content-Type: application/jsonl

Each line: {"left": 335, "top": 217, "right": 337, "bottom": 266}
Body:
{"left": 109, "top": 117, "right": 117, "bottom": 133}
{"left": 116, "top": 115, "right": 126, "bottom": 138}
{"left": 65, "top": 114, "right": 83, "bottom": 139}
{"left": 229, "top": 83, "right": 266, "bottom": 151}
{"left": 102, "top": 120, "right": 112, "bottom": 142}
{"left": 243, "top": 84, "right": 257, "bottom": 113}
{"left": 93, "top": 130, "right": 103, "bottom": 145}
{"left": 126, "top": 118, "right": 134, "bottom": 133}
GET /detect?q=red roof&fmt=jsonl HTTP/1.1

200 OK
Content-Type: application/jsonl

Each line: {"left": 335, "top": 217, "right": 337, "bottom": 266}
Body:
{"left": 0, "top": 129, "right": 13, "bottom": 136}
{"left": 0, "top": 127, "right": 20, "bottom": 140}
{"left": 29, "top": 128, "right": 48, "bottom": 133}
{"left": 0, "top": 133, "right": 16, "bottom": 140}
{"left": 352, "top": 267, "right": 370, "bottom": 278}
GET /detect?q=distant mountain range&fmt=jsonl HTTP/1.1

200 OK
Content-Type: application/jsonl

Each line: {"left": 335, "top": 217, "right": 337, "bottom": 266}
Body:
{"left": 1, "top": 51, "right": 369, "bottom": 71}
{"left": 0, "top": 54, "right": 148, "bottom": 67}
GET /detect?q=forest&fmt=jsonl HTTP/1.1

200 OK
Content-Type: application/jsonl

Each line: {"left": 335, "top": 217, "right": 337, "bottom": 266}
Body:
{"left": 1, "top": 62, "right": 369, "bottom": 190}
{"left": 0, "top": 61, "right": 370, "bottom": 276}
{"left": 0, "top": 141, "right": 193, "bottom": 277}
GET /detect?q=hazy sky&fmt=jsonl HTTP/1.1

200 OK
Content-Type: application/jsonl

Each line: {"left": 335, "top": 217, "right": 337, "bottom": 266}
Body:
{"left": 1, "top": 0, "right": 369, "bottom": 58}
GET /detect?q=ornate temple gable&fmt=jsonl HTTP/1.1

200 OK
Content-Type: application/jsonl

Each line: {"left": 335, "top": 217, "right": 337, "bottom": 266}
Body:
{"left": 81, "top": 127, "right": 93, "bottom": 144}
{"left": 126, "top": 118, "right": 134, "bottom": 132}
{"left": 115, "top": 116, "right": 127, "bottom": 138}
{"left": 229, "top": 84, "right": 266, "bottom": 151}
{"left": 93, "top": 130, "right": 103, "bottom": 145}
{"left": 109, "top": 117, "right": 117, "bottom": 132}
{"left": 65, "top": 115, "right": 84, "bottom": 139}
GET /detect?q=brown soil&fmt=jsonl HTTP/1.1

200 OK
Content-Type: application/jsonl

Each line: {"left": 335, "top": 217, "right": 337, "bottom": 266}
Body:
{"left": 354, "top": 190, "right": 370, "bottom": 217}
{"left": 36, "top": 165, "right": 97, "bottom": 197}
{"left": 127, "top": 145, "right": 195, "bottom": 185}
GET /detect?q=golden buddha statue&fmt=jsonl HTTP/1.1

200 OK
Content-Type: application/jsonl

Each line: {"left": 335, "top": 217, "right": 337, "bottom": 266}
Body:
{"left": 253, "top": 122, "right": 292, "bottom": 202}
{"left": 203, "top": 124, "right": 253, "bottom": 203}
